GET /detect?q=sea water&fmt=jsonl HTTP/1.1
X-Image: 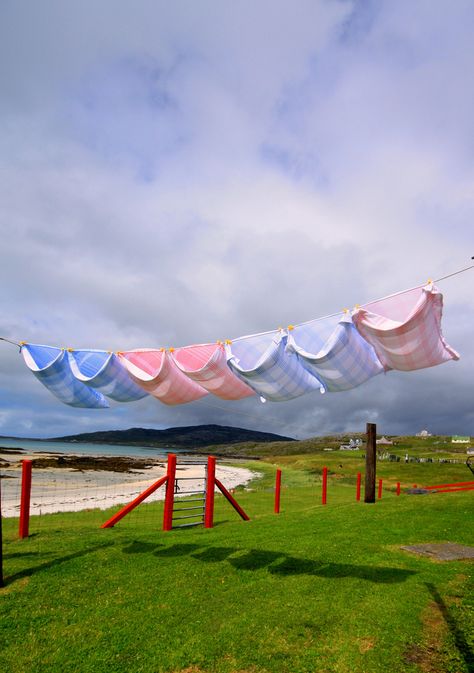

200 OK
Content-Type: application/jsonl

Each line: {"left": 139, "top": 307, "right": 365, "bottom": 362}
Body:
{"left": 0, "top": 436, "right": 182, "bottom": 458}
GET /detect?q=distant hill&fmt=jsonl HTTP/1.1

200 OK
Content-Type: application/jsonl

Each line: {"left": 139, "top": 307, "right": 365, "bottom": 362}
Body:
{"left": 53, "top": 424, "right": 295, "bottom": 449}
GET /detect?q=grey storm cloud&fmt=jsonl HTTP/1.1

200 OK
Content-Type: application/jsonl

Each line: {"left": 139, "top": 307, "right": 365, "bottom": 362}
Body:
{"left": 0, "top": 0, "right": 473, "bottom": 438}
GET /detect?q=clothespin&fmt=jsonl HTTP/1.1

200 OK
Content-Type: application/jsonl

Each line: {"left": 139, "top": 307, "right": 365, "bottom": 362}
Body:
{"left": 225, "top": 339, "right": 232, "bottom": 345}
{"left": 19, "top": 341, "right": 26, "bottom": 346}
{"left": 287, "top": 324, "right": 294, "bottom": 331}
{"left": 168, "top": 347, "right": 175, "bottom": 353}
{"left": 66, "top": 348, "right": 74, "bottom": 352}
{"left": 342, "top": 308, "right": 349, "bottom": 314}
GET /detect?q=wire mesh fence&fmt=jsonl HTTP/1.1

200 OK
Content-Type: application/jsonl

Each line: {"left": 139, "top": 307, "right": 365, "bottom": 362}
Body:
{"left": 0, "top": 455, "right": 260, "bottom": 554}
{"left": 1, "top": 452, "right": 413, "bottom": 565}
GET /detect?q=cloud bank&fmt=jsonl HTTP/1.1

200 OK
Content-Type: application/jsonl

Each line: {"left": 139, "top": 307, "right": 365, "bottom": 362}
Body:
{"left": 0, "top": 0, "right": 472, "bottom": 438}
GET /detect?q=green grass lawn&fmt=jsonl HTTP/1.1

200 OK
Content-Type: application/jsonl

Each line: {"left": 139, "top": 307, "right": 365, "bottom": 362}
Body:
{"left": 1, "top": 457, "right": 473, "bottom": 673}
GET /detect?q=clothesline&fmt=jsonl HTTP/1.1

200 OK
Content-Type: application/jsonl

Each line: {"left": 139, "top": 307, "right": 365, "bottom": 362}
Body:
{"left": 2, "top": 263, "right": 472, "bottom": 352}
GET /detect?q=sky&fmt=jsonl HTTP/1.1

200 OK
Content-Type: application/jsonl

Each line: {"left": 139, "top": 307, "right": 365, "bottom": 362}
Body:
{"left": 0, "top": 0, "right": 473, "bottom": 439}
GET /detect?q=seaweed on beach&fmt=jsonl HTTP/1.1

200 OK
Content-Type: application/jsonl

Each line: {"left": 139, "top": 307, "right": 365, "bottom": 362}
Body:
{"left": 29, "top": 455, "right": 165, "bottom": 473}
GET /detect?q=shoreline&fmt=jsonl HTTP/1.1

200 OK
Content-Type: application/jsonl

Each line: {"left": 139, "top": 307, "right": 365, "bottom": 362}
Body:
{"left": 0, "top": 449, "right": 258, "bottom": 518}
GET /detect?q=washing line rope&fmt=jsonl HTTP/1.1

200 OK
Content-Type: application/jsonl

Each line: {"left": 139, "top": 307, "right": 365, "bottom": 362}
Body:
{"left": 1, "top": 260, "right": 473, "bottom": 351}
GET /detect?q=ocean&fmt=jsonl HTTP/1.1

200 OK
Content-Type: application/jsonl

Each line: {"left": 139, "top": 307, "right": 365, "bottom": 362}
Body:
{"left": 0, "top": 437, "right": 182, "bottom": 458}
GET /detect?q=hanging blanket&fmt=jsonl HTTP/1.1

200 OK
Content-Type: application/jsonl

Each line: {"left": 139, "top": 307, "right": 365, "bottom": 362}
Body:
{"left": 119, "top": 349, "right": 208, "bottom": 405}
{"left": 225, "top": 331, "right": 323, "bottom": 402}
{"left": 287, "top": 314, "right": 384, "bottom": 392}
{"left": 68, "top": 350, "right": 148, "bottom": 402}
{"left": 21, "top": 343, "right": 109, "bottom": 408}
{"left": 172, "top": 343, "right": 255, "bottom": 400}
{"left": 352, "top": 284, "right": 459, "bottom": 371}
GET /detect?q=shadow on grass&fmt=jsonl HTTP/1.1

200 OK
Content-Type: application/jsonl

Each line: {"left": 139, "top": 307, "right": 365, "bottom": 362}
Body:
{"left": 426, "top": 582, "right": 474, "bottom": 673}
{"left": 4, "top": 551, "right": 42, "bottom": 559}
{"left": 122, "top": 541, "right": 416, "bottom": 584}
{"left": 122, "top": 540, "right": 158, "bottom": 554}
{"left": 154, "top": 544, "right": 201, "bottom": 557}
{"left": 5, "top": 542, "right": 114, "bottom": 585}
{"left": 193, "top": 546, "right": 240, "bottom": 563}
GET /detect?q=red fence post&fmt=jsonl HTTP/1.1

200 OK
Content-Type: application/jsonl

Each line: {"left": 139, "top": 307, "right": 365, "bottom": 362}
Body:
{"left": 322, "top": 467, "right": 328, "bottom": 505}
{"left": 356, "top": 472, "right": 361, "bottom": 501}
{"left": 274, "top": 469, "right": 282, "bottom": 514}
{"left": 19, "top": 459, "right": 32, "bottom": 539}
{"left": 378, "top": 478, "right": 383, "bottom": 499}
{"left": 396, "top": 482, "right": 401, "bottom": 496}
{"left": 163, "top": 453, "right": 177, "bottom": 531}
{"left": 205, "top": 456, "right": 216, "bottom": 528}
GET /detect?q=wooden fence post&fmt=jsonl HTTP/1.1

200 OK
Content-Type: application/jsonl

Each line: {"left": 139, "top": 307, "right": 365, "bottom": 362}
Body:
{"left": 364, "top": 423, "right": 376, "bottom": 503}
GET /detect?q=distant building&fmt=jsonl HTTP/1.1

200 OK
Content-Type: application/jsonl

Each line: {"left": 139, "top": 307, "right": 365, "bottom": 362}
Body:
{"left": 467, "top": 448, "right": 474, "bottom": 455}
{"left": 416, "top": 429, "right": 432, "bottom": 438}
{"left": 376, "top": 436, "right": 393, "bottom": 445}
{"left": 339, "top": 438, "right": 362, "bottom": 451}
{"left": 452, "top": 436, "right": 470, "bottom": 443}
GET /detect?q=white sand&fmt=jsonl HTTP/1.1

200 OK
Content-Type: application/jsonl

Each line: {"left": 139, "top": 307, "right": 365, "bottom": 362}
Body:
{"left": 0, "top": 452, "right": 257, "bottom": 517}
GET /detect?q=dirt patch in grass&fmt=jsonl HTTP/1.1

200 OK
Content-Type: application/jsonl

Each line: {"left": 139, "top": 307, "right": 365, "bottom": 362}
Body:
{"left": 404, "top": 575, "right": 473, "bottom": 672}
{"left": 357, "top": 637, "right": 376, "bottom": 653}
{"left": 404, "top": 600, "right": 447, "bottom": 671}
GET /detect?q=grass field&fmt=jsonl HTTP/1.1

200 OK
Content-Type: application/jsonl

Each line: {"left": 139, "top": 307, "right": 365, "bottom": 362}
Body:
{"left": 1, "top": 448, "right": 473, "bottom": 673}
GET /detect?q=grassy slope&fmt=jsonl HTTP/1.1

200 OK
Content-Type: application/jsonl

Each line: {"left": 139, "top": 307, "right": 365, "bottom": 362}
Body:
{"left": 1, "top": 448, "right": 473, "bottom": 673}
{"left": 201, "top": 434, "right": 472, "bottom": 459}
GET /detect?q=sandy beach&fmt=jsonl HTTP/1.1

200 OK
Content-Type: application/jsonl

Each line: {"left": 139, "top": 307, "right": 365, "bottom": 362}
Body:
{"left": 0, "top": 449, "right": 257, "bottom": 518}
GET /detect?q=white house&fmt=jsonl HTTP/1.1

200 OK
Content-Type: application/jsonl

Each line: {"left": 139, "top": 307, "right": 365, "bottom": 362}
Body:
{"left": 416, "top": 429, "right": 432, "bottom": 438}
{"left": 376, "top": 436, "right": 393, "bottom": 445}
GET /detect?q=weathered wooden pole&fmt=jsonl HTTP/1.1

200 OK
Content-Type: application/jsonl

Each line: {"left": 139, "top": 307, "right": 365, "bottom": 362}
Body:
{"left": 364, "top": 423, "right": 377, "bottom": 503}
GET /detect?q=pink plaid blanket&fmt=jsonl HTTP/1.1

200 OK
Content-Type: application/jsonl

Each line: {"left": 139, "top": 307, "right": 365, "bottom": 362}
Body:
{"left": 119, "top": 349, "right": 208, "bottom": 405}
{"left": 352, "top": 284, "right": 459, "bottom": 371}
{"left": 172, "top": 343, "right": 254, "bottom": 400}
